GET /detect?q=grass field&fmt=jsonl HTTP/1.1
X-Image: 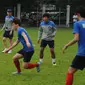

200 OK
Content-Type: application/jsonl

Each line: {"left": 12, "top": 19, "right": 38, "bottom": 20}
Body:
{"left": 0, "top": 28, "right": 85, "bottom": 85}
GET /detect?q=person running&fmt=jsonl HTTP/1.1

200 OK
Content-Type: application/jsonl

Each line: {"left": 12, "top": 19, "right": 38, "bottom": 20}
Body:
{"left": 62, "top": 6, "right": 85, "bottom": 85}
{"left": 5, "top": 18, "right": 40, "bottom": 74}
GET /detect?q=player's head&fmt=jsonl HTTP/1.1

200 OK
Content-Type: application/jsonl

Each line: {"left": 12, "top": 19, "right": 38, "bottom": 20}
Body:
{"left": 12, "top": 18, "right": 21, "bottom": 30}
{"left": 76, "top": 6, "right": 85, "bottom": 19}
{"left": 7, "top": 9, "right": 12, "bottom": 16}
{"left": 43, "top": 13, "right": 50, "bottom": 22}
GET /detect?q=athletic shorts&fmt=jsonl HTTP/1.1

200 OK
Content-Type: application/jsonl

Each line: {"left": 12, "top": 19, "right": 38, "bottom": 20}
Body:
{"left": 3, "top": 30, "right": 14, "bottom": 39}
{"left": 40, "top": 40, "right": 54, "bottom": 48}
{"left": 71, "top": 55, "right": 85, "bottom": 70}
{"left": 17, "top": 49, "right": 34, "bottom": 62}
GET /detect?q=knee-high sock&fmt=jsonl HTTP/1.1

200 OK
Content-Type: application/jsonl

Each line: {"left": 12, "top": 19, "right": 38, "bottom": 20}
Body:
{"left": 27, "top": 63, "right": 38, "bottom": 69}
{"left": 14, "top": 60, "right": 21, "bottom": 72}
{"left": 66, "top": 72, "right": 73, "bottom": 85}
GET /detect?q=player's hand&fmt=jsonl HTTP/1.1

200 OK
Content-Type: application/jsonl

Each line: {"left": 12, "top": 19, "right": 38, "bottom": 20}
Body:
{"left": 62, "top": 45, "right": 68, "bottom": 54}
{"left": 37, "top": 40, "right": 40, "bottom": 44}
{"left": 4, "top": 49, "right": 10, "bottom": 53}
{"left": 26, "top": 42, "right": 31, "bottom": 48}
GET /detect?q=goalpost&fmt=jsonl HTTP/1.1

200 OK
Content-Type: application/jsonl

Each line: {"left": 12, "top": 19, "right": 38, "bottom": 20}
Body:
{"left": 66, "top": 5, "right": 71, "bottom": 27}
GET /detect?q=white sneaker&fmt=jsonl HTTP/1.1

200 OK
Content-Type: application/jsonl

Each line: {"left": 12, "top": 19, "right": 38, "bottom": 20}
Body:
{"left": 8, "top": 50, "right": 12, "bottom": 53}
{"left": 2, "top": 48, "right": 8, "bottom": 53}
{"left": 37, "top": 61, "right": 43, "bottom": 65}
{"left": 12, "top": 71, "right": 22, "bottom": 75}
{"left": 52, "top": 62, "right": 56, "bottom": 66}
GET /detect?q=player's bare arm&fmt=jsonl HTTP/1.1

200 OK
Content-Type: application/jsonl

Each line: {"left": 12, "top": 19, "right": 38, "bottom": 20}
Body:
{"left": 5, "top": 39, "right": 20, "bottom": 53}
{"left": 22, "top": 32, "right": 31, "bottom": 48}
{"left": 10, "top": 26, "right": 14, "bottom": 35}
{"left": 1, "top": 24, "right": 5, "bottom": 31}
{"left": 62, "top": 33, "right": 79, "bottom": 54}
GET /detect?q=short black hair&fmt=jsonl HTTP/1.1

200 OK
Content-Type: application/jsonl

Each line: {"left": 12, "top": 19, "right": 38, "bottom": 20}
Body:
{"left": 76, "top": 6, "right": 85, "bottom": 18}
{"left": 43, "top": 13, "right": 50, "bottom": 18}
{"left": 12, "top": 18, "right": 21, "bottom": 26}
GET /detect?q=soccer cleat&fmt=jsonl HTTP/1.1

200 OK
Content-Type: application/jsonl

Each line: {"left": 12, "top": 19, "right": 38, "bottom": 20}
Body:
{"left": 12, "top": 71, "right": 22, "bottom": 75}
{"left": 36, "top": 63, "right": 40, "bottom": 72}
{"left": 2, "top": 48, "right": 8, "bottom": 53}
{"left": 8, "top": 50, "right": 12, "bottom": 54}
{"left": 52, "top": 62, "right": 56, "bottom": 66}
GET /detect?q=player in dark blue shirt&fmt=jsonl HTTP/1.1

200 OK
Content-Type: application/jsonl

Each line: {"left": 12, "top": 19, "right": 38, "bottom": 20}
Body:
{"left": 62, "top": 6, "right": 85, "bottom": 85}
{"left": 5, "top": 18, "right": 40, "bottom": 74}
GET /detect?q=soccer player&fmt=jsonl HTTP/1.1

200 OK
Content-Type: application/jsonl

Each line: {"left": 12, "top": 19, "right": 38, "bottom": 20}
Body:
{"left": 5, "top": 18, "right": 40, "bottom": 74}
{"left": 1, "top": 9, "right": 14, "bottom": 53}
{"left": 62, "top": 6, "right": 85, "bottom": 85}
{"left": 38, "top": 13, "right": 56, "bottom": 65}
{"left": 72, "top": 13, "right": 78, "bottom": 23}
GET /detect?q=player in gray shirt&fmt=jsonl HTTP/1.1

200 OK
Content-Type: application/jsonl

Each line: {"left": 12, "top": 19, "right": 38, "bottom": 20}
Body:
{"left": 38, "top": 13, "right": 57, "bottom": 65}
{"left": 1, "top": 9, "right": 14, "bottom": 53}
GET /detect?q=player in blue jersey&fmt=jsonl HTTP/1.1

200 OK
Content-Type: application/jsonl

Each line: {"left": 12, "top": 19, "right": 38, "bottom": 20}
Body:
{"left": 5, "top": 18, "right": 40, "bottom": 74}
{"left": 62, "top": 6, "right": 85, "bottom": 85}
{"left": 1, "top": 9, "right": 14, "bottom": 53}
{"left": 38, "top": 13, "right": 57, "bottom": 65}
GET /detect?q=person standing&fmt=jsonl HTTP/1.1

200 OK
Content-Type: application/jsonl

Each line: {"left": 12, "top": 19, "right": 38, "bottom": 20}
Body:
{"left": 38, "top": 13, "right": 57, "bottom": 65}
{"left": 1, "top": 9, "right": 14, "bottom": 53}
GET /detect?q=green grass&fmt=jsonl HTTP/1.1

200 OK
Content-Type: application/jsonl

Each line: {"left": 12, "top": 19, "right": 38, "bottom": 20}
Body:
{"left": 0, "top": 28, "right": 85, "bottom": 85}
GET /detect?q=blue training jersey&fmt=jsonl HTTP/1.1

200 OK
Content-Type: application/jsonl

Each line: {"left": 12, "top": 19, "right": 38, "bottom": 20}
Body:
{"left": 18, "top": 27, "right": 34, "bottom": 52}
{"left": 73, "top": 20, "right": 85, "bottom": 56}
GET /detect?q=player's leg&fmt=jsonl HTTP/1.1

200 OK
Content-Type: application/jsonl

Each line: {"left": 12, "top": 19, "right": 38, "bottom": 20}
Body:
{"left": 2, "top": 37, "right": 8, "bottom": 52}
{"left": 39, "top": 40, "right": 47, "bottom": 63}
{"left": 66, "top": 56, "right": 85, "bottom": 85}
{"left": 66, "top": 67, "right": 77, "bottom": 85}
{"left": 2, "top": 31, "right": 9, "bottom": 52}
{"left": 48, "top": 40, "right": 56, "bottom": 65}
{"left": 8, "top": 31, "right": 14, "bottom": 53}
{"left": 12, "top": 53, "right": 23, "bottom": 74}
{"left": 50, "top": 48, "right": 56, "bottom": 65}
{"left": 22, "top": 51, "right": 40, "bottom": 72}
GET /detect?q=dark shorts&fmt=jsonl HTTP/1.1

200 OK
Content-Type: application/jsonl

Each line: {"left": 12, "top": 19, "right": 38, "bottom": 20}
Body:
{"left": 71, "top": 55, "right": 85, "bottom": 70}
{"left": 17, "top": 49, "right": 34, "bottom": 62}
{"left": 40, "top": 40, "right": 54, "bottom": 48}
{"left": 3, "top": 30, "right": 14, "bottom": 39}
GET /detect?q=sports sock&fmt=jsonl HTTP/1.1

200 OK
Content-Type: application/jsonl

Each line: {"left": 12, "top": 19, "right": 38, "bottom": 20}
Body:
{"left": 40, "top": 59, "right": 43, "bottom": 63}
{"left": 14, "top": 60, "right": 21, "bottom": 72}
{"left": 52, "top": 58, "right": 56, "bottom": 63}
{"left": 66, "top": 72, "right": 73, "bottom": 85}
{"left": 27, "top": 63, "right": 39, "bottom": 69}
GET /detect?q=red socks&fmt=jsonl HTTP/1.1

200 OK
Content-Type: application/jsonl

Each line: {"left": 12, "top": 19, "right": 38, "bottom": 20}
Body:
{"left": 27, "top": 63, "right": 38, "bottom": 69}
{"left": 66, "top": 72, "right": 73, "bottom": 85}
{"left": 14, "top": 60, "right": 21, "bottom": 72}
{"left": 14, "top": 60, "right": 38, "bottom": 72}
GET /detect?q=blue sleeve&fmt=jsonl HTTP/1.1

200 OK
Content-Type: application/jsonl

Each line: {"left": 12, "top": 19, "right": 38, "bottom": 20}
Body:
{"left": 52, "top": 21, "right": 56, "bottom": 28}
{"left": 73, "top": 22, "right": 80, "bottom": 34}
{"left": 18, "top": 28, "right": 23, "bottom": 35}
{"left": 5, "top": 16, "right": 7, "bottom": 19}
